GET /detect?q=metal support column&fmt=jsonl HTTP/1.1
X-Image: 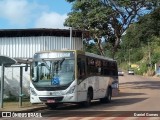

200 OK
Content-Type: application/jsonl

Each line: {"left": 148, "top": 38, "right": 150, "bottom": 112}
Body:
{"left": 70, "top": 27, "right": 72, "bottom": 49}
{"left": 19, "top": 67, "right": 23, "bottom": 107}
{"left": 0, "top": 64, "right": 5, "bottom": 108}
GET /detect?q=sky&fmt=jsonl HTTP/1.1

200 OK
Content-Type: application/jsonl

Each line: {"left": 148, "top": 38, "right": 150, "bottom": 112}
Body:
{"left": 0, "top": 0, "right": 72, "bottom": 29}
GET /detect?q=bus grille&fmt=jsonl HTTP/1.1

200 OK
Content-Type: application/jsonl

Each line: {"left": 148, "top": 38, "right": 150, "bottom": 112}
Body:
{"left": 39, "top": 97, "right": 63, "bottom": 102}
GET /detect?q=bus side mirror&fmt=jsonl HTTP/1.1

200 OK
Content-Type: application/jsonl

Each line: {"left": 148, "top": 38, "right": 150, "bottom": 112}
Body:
{"left": 32, "top": 66, "right": 38, "bottom": 82}
{"left": 25, "top": 63, "right": 28, "bottom": 71}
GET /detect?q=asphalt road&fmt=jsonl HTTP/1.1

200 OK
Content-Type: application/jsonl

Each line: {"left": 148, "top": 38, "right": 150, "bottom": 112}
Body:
{"left": 40, "top": 75, "right": 160, "bottom": 117}
{"left": 1, "top": 74, "right": 160, "bottom": 120}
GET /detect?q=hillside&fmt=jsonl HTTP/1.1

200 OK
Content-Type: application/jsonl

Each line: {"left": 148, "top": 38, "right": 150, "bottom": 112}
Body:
{"left": 117, "top": 8, "right": 160, "bottom": 76}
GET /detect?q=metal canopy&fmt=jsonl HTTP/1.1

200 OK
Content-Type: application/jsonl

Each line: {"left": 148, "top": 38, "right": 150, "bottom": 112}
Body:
{"left": 0, "top": 55, "right": 17, "bottom": 65}
{"left": 0, "top": 56, "right": 32, "bottom": 108}
{"left": 0, "top": 56, "right": 17, "bottom": 108}
{"left": 14, "top": 58, "right": 32, "bottom": 64}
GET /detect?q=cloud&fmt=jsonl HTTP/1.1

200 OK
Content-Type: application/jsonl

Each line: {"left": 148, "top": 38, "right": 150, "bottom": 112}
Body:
{"left": 0, "top": 0, "right": 47, "bottom": 27}
{"left": 0, "top": 0, "right": 69, "bottom": 29}
{"left": 35, "top": 12, "right": 68, "bottom": 29}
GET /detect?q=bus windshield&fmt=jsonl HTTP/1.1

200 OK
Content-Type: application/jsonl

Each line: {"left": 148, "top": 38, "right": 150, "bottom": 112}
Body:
{"left": 31, "top": 58, "right": 75, "bottom": 87}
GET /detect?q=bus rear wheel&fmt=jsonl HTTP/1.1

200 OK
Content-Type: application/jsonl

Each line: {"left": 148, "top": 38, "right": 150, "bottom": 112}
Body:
{"left": 100, "top": 87, "right": 112, "bottom": 103}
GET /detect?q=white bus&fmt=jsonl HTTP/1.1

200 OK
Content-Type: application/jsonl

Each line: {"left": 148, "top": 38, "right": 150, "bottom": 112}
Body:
{"left": 30, "top": 50, "right": 119, "bottom": 108}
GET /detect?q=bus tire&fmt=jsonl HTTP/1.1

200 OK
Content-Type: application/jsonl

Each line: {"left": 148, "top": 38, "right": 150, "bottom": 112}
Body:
{"left": 82, "top": 89, "right": 92, "bottom": 107}
{"left": 106, "top": 87, "right": 112, "bottom": 102}
{"left": 100, "top": 87, "right": 112, "bottom": 103}
{"left": 45, "top": 103, "right": 58, "bottom": 109}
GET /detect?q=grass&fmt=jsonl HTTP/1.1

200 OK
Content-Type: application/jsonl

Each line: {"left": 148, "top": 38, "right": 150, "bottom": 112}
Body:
{"left": 3, "top": 101, "right": 33, "bottom": 108}
{"left": 0, "top": 93, "right": 38, "bottom": 110}
{"left": 1, "top": 96, "right": 45, "bottom": 110}
{"left": 3, "top": 98, "right": 41, "bottom": 108}
{"left": 3, "top": 94, "right": 30, "bottom": 101}
{"left": 1, "top": 101, "right": 45, "bottom": 111}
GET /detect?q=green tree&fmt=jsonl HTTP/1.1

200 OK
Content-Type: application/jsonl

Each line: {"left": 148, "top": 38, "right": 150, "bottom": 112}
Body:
{"left": 65, "top": 1, "right": 113, "bottom": 56}
{"left": 134, "top": 7, "right": 160, "bottom": 44}
{"left": 117, "top": 7, "right": 160, "bottom": 74}
{"left": 65, "top": 0, "right": 159, "bottom": 58}
{"left": 120, "top": 7, "right": 160, "bottom": 58}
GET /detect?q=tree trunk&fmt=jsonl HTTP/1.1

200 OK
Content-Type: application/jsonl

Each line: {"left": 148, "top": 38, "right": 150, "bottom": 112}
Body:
{"left": 112, "top": 37, "right": 120, "bottom": 59}
{"left": 95, "top": 35, "right": 105, "bottom": 56}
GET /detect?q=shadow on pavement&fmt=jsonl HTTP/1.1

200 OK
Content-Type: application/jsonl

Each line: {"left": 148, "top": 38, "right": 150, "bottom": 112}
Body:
{"left": 44, "top": 97, "right": 148, "bottom": 111}
{"left": 41, "top": 97, "right": 148, "bottom": 117}
{"left": 120, "top": 81, "right": 160, "bottom": 90}
{"left": 117, "top": 92, "right": 146, "bottom": 97}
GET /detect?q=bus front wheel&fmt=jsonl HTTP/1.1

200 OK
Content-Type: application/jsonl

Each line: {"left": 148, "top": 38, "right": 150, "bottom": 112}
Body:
{"left": 45, "top": 103, "right": 58, "bottom": 109}
{"left": 81, "top": 90, "right": 92, "bottom": 107}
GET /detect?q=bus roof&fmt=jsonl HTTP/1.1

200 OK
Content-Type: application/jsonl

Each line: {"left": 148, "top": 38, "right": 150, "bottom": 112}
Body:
{"left": 85, "top": 52, "right": 115, "bottom": 62}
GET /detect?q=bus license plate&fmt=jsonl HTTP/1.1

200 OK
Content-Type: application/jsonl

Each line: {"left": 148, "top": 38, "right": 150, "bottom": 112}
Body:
{"left": 47, "top": 99, "right": 55, "bottom": 103}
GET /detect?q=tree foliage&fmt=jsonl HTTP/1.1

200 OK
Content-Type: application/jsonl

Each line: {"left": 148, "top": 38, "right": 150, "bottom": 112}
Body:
{"left": 65, "top": 0, "right": 113, "bottom": 56}
{"left": 65, "top": 0, "right": 159, "bottom": 58}
{"left": 118, "top": 7, "right": 160, "bottom": 72}
{"left": 135, "top": 7, "right": 160, "bottom": 43}
{"left": 122, "top": 7, "right": 160, "bottom": 47}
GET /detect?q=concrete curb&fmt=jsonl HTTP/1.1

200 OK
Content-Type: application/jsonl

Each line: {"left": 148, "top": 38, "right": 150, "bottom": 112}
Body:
{"left": 15, "top": 106, "right": 47, "bottom": 112}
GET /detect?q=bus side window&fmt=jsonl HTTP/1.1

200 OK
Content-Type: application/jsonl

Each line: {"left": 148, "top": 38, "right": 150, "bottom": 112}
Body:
{"left": 87, "top": 57, "right": 96, "bottom": 75}
{"left": 103, "top": 61, "right": 110, "bottom": 76}
{"left": 78, "top": 58, "right": 86, "bottom": 79}
{"left": 95, "top": 59, "right": 101, "bottom": 75}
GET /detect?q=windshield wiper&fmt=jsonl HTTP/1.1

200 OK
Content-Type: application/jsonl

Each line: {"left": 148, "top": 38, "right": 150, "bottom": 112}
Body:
{"left": 42, "top": 59, "right": 50, "bottom": 71}
{"left": 54, "top": 58, "right": 65, "bottom": 72}
{"left": 60, "top": 58, "right": 65, "bottom": 66}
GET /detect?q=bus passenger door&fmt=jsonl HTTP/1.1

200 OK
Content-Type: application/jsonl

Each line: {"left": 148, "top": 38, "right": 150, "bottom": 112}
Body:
{"left": 77, "top": 55, "right": 87, "bottom": 102}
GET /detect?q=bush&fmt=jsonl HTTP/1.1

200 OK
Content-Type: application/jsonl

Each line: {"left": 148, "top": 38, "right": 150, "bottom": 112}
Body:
{"left": 130, "top": 49, "right": 144, "bottom": 62}
{"left": 151, "top": 52, "right": 160, "bottom": 64}
{"left": 135, "top": 63, "right": 148, "bottom": 75}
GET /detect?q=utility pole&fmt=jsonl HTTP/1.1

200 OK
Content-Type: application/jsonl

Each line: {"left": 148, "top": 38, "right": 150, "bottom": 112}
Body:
{"left": 129, "top": 49, "right": 131, "bottom": 67}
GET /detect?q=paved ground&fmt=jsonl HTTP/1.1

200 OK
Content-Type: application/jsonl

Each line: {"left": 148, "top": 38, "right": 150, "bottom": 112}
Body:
{"left": 0, "top": 75, "right": 160, "bottom": 120}
{"left": 0, "top": 75, "right": 159, "bottom": 113}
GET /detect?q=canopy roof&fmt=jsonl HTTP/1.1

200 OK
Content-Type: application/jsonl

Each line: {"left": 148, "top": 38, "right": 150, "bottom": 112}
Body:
{"left": 0, "top": 56, "right": 16, "bottom": 66}
{"left": 0, "top": 56, "right": 32, "bottom": 67}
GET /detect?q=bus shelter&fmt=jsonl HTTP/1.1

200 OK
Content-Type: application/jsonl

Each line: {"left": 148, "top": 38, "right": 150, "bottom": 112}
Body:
{"left": 0, "top": 56, "right": 31, "bottom": 108}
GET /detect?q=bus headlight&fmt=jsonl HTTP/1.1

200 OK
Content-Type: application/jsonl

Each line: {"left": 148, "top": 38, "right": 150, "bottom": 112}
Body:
{"left": 30, "top": 87, "right": 37, "bottom": 96}
{"left": 66, "top": 86, "right": 75, "bottom": 94}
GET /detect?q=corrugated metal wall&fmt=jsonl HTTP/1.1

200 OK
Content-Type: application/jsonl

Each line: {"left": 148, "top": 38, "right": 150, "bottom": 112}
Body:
{"left": 0, "top": 35, "right": 83, "bottom": 97}
{"left": 0, "top": 36, "right": 83, "bottom": 58}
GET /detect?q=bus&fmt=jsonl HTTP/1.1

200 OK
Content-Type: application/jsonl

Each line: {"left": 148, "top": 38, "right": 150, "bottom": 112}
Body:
{"left": 30, "top": 50, "right": 119, "bottom": 108}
